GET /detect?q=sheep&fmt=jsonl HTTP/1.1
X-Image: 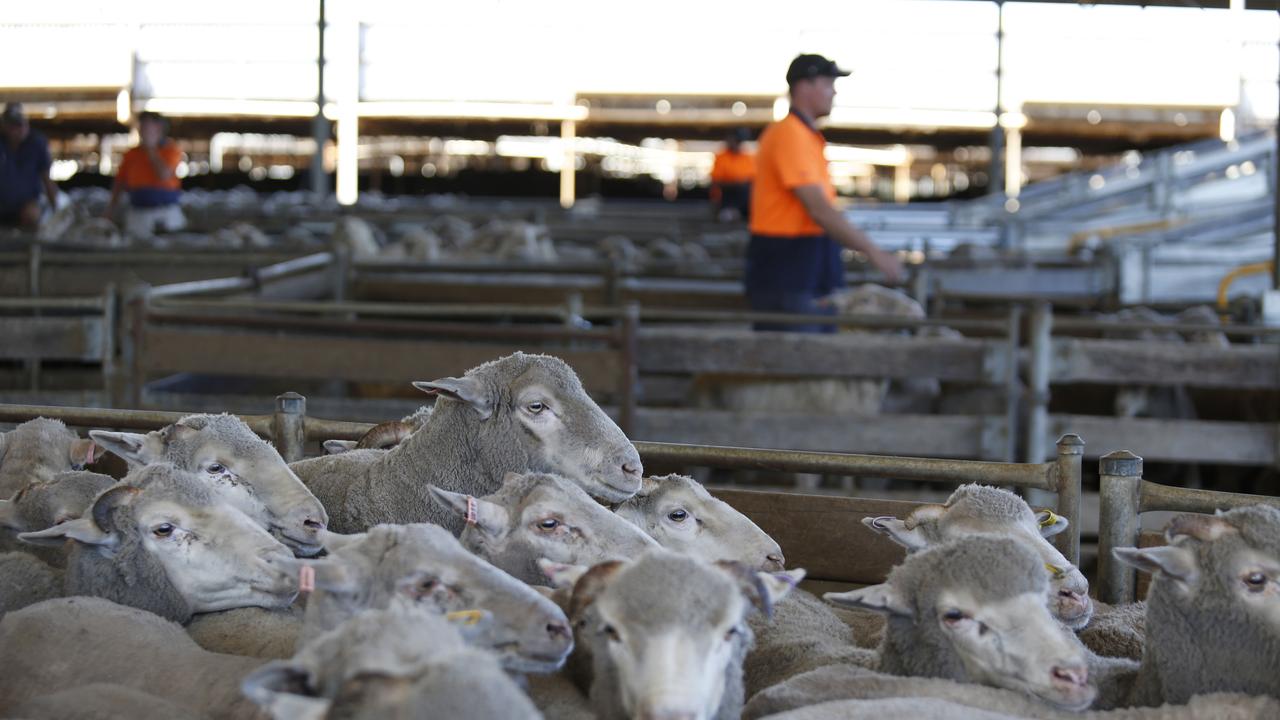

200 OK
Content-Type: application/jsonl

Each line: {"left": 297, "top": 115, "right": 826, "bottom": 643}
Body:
{"left": 332, "top": 215, "right": 382, "bottom": 258}
{"left": 822, "top": 536, "right": 1103, "bottom": 711}
{"left": 242, "top": 604, "right": 540, "bottom": 720}
{"left": 542, "top": 549, "right": 803, "bottom": 720}
{"left": 429, "top": 471, "right": 660, "bottom": 585}
{"left": 0, "top": 470, "right": 115, "bottom": 565}
{"left": 613, "top": 473, "right": 786, "bottom": 571}
{"left": 293, "top": 522, "right": 574, "bottom": 673}
{"left": 383, "top": 224, "right": 443, "bottom": 262}
{"left": 0, "top": 417, "right": 105, "bottom": 499}
{"left": 862, "top": 484, "right": 1093, "bottom": 631}
{"left": 0, "top": 551, "right": 62, "bottom": 615}
{"left": 6, "top": 683, "right": 212, "bottom": 720}
{"left": 290, "top": 352, "right": 643, "bottom": 535}
{"left": 17, "top": 463, "right": 298, "bottom": 623}
{"left": 0, "top": 596, "right": 264, "bottom": 718}
{"left": 1112, "top": 505, "right": 1280, "bottom": 706}
{"left": 89, "top": 413, "right": 329, "bottom": 557}
{"left": 1078, "top": 600, "right": 1147, "bottom": 662}
{"left": 211, "top": 221, "right": 273, "bottom": 249}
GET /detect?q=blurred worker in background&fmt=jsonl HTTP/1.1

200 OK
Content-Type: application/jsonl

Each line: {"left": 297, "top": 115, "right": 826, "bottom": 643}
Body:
{"left": 105, "top": 111, "right": 186, "bottom": 236}
{"left": 746, "top": 54, "right": 902, "bottom": 333}
{"left": 0, "top": 102, "right": 58, "bottom": 230}
{"left": 710, "top": 127, "right": 755, "bottom": 222}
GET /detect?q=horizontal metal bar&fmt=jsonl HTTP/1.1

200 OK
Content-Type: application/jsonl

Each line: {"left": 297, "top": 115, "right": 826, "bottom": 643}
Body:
{"left": 252, "top": 252, "right": 333, "bottom": 283}
{"left": 0, "top": 296, "right": 108, "bottom": 310}
{"left": 147, "top": 275, "right": 255, "bottom": 299}
{"left": 1052, "top": 316, "right": 1280, "bottom": 337}
{"left": 0, "top": 403, "right": 272, "bottom": 436}
{"left": 1139, "top": 479, "right": 1280, "bottom": 515}
{"left": 631, "top": 441, "right": 1057, "bottom": 490}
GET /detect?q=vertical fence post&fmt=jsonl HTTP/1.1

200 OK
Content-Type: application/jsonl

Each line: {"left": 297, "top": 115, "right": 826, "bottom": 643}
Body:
{"left": 1025, "top": 301, "right": 1052, "bottom": 462}
{"left": 101, "top": 284, "right": 118, "bottom": 407}
{"left": 1053, "top": 433, "right": 1084, "bottom": 566}
{"left": 124, "top": 288, "right": 147, "bottom": 408}
{"left": 1098, "top": 449, "right": 1144, "bottom": 605}
{"left": 1002, "top": 303, "right": 1023, "bottom": 462}
{"left": 617, "top": 303, "right": 640, "bottom": 437}
{"left": 274, "top": 392, "right": 307, "bottom": 463}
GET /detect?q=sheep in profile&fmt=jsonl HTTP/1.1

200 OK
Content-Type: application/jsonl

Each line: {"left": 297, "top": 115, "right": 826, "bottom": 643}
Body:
{"left": 543, "top": 550, "right": 803, "bottom": 720}
{"left": 430, "top": 471, "right": 659, "bottom": 585}
{"left": 294, "top": 522, "right": 573, "bottom": 673}
{"left": 242, "top": 604, "right": 540, "bottom": 720}
{"left": 90, "top": 413, "right": 329, "bottom": 556}
{"left": 823, "top": 536, "right": 1099, "bottom": 712}
{"left": 17, "top": 463, "right": 298, "bottom": 623}
{"left": 863, "top": 484, "right": 1093, "bottom": 630}
{"left": 1113, "top": 505, "right": 1280, "bottom": 706}
{"left": 0, "top": 417, "right": 104, "bottom": 499}
{"left": 291, "top": 352, "right": 643, "bottom": 534}
{"left": 614, "top": 474, "right": 785, "bottom": 572}
{"left": 0, "top": 470, "right": 115, "bottom": 565}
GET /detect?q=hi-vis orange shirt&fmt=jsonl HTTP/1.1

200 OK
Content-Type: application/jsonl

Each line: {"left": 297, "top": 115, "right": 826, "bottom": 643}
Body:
{"left": 710, "top": 149, "right": 756, "bottom": 185}
{"left": 118, "top": 143, "right": 182, "bottom": 192}
{"left": 749, "top": 112, "right": 835, "bottom": 237}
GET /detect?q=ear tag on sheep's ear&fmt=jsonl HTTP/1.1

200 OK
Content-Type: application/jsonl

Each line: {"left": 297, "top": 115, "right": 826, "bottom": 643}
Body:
{"left": 465, "top": 496, "right": 478, "bottom": 526}
{"left": 1038, "top": 510, "right": 1060, "bottom": 529}
{"left": 1044, "top": 563, "right": 1067, "bottom": 580}
{"left": 298, "top": 565, "right": 316, "bottom": 594}
{"left": 445, "top": 609, "right": 484, "bottom": 626}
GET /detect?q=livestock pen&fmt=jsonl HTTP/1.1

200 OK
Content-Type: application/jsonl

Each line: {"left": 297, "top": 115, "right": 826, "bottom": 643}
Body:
{"left": 0, "top": 397, "right": 1086, "bottom": 591}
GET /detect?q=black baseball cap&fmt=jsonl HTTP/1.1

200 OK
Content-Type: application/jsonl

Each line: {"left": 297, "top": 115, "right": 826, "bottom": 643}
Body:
{"left": 2, "top": 102, "right": 26, "bottom": 126}
{"left": 786, "top": 54, "right": 851, "bottom": 86}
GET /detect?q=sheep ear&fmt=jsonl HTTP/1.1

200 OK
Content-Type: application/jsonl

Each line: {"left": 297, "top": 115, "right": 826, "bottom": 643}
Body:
{"left": 566, "top": 560, "right": 626, "bottom": 619}
{"left": 825, "top": 583, "right": 913, "bottom": 618}
{"left": 539, "top": 558, "right": 590, "bottom": 589}
{"left": 1113, "top": 546, "right": 1200, "bottom": 585}
{"left": 20, "top": 516, "right": 116, "bottom": 548}
{"left": 862, "top": 516, "right": 928, "bottom": 551}
{"left": 1036, "top": 509, "right": 1070, "bottom": 538}
{"left": 322, "top": 440, "right": 357, "bottom": 455}
{"left": 241, "top": 662, "right": 330, "bottom": 720}
{"left": 413, "top": 377, "right": 492, "bottom": 420}
{"left": 755, "top": 568, "right": 804, "bottom": 615}
{"left": 1166, "top": 514, "right": 1235, "bottom": 543}
{"left": 88, "top": 430, "right": 162, "bottom": 466}
{"left": 427, "top": 486, "right": 508, "bottom": 536}
{"left": 68, "top": 438, "right": 105, "bottom": 469}
{"left": 317, "top": 529, "right": 366, "bottom": 554}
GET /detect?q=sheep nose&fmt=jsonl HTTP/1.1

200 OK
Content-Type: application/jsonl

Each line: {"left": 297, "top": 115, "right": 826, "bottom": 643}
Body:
{"left": 622, "top": 461, "right": 641, "bottom": 477}
{"left": 765, "top": 553, "right": 786, "bottom": 570}
{"left": 1057, "top": 589, "right": 1090, "bottom": 615}
{"left": 1050, "top": 664, "right": 1088, "bottom": 688}
{"left": 546, "top": 621, "right": 572, "bottom": 640}
{"left": 302, "top": 517, "right": 326, "bottom": 534}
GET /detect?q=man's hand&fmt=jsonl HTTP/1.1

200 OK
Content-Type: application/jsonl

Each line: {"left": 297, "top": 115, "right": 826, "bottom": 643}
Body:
{"left": 866, "top": 246, "right": 904, "bottom": 284}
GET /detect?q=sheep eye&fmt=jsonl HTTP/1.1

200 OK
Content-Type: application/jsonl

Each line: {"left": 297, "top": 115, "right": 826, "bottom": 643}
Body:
{"left": 206, "top": 463, "right": 226, "bottom": 475}
{"left": 526, "top": 402, "right": 546, "bottom": 414}
{"left": 537, "top": 518, "right": 560, "bottom": 531}
{"left": 153, "top": 523, "right": 175, "bottom": 537}
{"left": 941, "top": 609, "right": 968, "bottom": 625}
{"left": 667, "top": 509, "right": 689, "bottom": 523}
{"left": 1244, "top": 572, "right": 1268, "bottom": 590}
{"left": 724, "top": 626, "right": 739, "bottom": 641}
{"left": 419, "top": 578, "right": 439, "bottom": 592}
{"left": 601, "top": 624, "right": 620, "bottom": 642}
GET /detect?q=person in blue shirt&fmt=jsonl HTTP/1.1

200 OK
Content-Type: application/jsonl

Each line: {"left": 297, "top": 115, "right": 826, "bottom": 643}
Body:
{"left": 0, "top": 103, "right": 57, "bottom": 230}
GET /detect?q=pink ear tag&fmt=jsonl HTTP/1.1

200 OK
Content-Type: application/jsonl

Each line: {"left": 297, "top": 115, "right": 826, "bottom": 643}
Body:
{"left": 299, "top": 565, "right": 316, "bottom": 594}
{"left": 465, "top": 496, "right": 478, "bottom": 526}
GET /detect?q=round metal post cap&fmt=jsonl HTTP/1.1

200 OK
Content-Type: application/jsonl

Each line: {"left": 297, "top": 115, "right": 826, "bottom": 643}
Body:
{"left": 1055, "top": 433, "right": 1085, "bottom": 453}
{"left": 1100, "top": 450, "right": 1143, "bottom": 477}
{"left": 276, "top": 392, "right": 306, "bottom": 413}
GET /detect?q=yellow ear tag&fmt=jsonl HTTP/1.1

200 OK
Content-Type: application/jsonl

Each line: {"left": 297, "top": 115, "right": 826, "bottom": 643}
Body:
{"left": 1044, "top": 563, "right": 1067, "bottom": 579}
{"left": 445, "top": 609, "right": 484, "bottom": 626}
{"left": 1038, "top": 510, "right": 1060, "bottom": 529}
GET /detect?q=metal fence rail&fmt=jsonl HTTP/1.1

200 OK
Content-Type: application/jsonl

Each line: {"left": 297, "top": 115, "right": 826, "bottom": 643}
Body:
{"left": 0, "top": 396, "right": 1085, "bottom": 564}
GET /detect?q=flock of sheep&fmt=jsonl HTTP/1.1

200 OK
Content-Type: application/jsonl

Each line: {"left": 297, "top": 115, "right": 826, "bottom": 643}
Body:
{"left": 0, "top": 351, "right": 1277, "bottom": 719}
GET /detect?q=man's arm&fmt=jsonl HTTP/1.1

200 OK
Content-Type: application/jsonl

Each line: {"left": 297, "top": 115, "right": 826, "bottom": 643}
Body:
{"left": 793, "top": 184, "right": 902, "bottom": 283}
{"left": 144, "top": 144, "right": 175, "bottom": 182}
{"left": 42, "top": 176, "right": 58, "bottom": 208}
{"left": 104, "top": 173, "right": 124, "bottom": 219}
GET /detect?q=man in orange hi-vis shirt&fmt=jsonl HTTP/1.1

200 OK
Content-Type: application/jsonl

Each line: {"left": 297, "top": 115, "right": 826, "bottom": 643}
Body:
{"left": 105, "top": 111, "right": 187, "bottom": 237}
{"left": 747, "top": 54, "right": 902, "bottom": 333}
{"left": 710, "top": 128, "right": 755, "bottom": 221}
